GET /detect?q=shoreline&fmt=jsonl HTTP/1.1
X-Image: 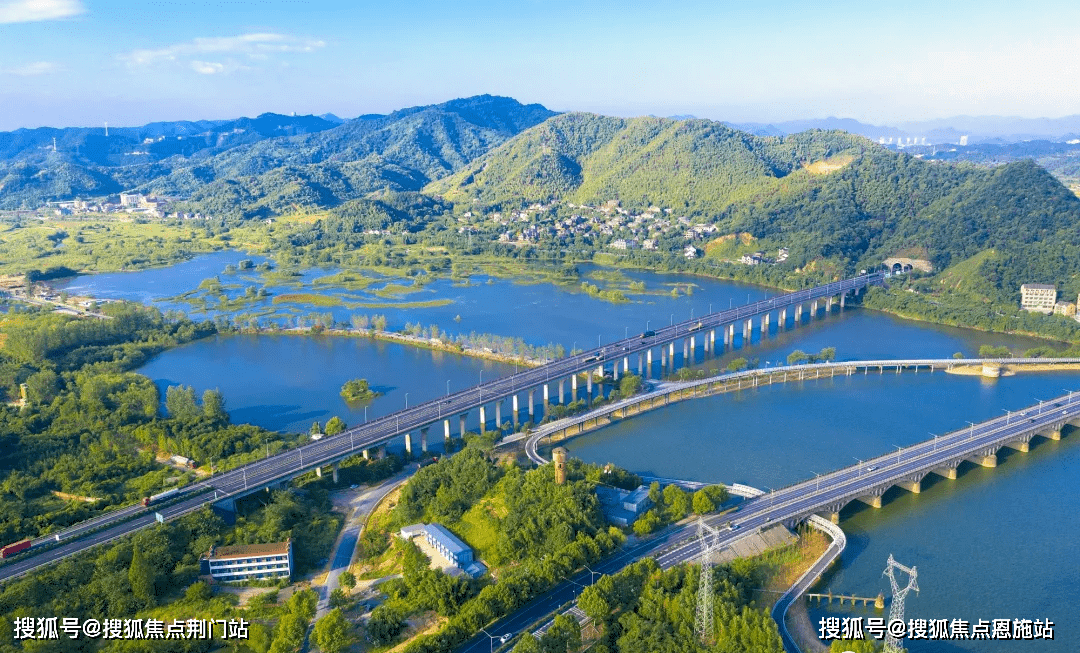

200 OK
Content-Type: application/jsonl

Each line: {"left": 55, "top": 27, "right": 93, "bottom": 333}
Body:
{"left": 228, "top": 325, "right": 550, "bottom": 368}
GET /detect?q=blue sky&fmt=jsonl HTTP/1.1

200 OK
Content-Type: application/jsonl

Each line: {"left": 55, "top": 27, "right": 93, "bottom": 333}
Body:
{"left": 0, "top": 0, "right": 1077, "bottom": 129}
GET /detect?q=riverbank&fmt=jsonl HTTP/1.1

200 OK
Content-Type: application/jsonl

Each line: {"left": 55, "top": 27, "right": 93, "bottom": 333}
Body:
{"left": 945, "top": 361, "right": 1080, "bottom": 376}
{"left": 229, "top": 325, "right": 550, "bottom": 368}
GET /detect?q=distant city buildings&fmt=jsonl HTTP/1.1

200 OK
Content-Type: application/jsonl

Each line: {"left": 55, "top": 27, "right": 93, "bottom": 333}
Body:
{"left": 1020, "top": 283, "right": 1057, "bottom": 314}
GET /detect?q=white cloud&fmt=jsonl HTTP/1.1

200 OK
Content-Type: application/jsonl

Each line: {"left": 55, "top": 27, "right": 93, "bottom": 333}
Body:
{"left": 190, "top": 60, "right": 224, "bottom": 75}
{"left": 0, "top": 60, "right": 59, "bottom": 75}
{"left": 122, "top": 32, "right": 325, "bottom": 73}
{"left": 0, "top": 0, "right": 84, "bottom": 24}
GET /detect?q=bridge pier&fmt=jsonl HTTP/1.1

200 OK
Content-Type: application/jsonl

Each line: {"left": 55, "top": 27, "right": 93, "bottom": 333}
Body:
{"left": 612, "top": 360, "right": 619, "bottom": 381}
{"left": 404, "top": 432, "right": 412, "bottom": 455}
{"left": 811, "top": 299, "right": 818, "bottom": 317}
{"left": 645, "top": 350, "right": 652, "bottom": 377}
{"left": 332, "top": 463, "right": 339, "bottom": 484}
{"left": 826, "top": 297, "right": 833, "bottom": 312}
{"left": 762, "top": 313, "right": 769, "bottom": 334}
{"left": 444, "top": 419, "right": 452, "bottom": 446}
{"left": 683, "top": 338, "right": 689, "bottom": 364}
{"left": 559, "top": 379, "right": 566, "bottom": 403}
{"left": 1045, "top": 428, "right": 1062, "bottom": 441}
{"left": 661, "top": 346, "right": 668, "bottom": 369}
{"left": 840, "top": 292, "right": 846, "bottom": 309}
{"left": 495, "top": 401, "right": 502, "bottom": 429}
{"left": 459, "top": 413, "right": 468, "bottom": 438}
{"left": 896, "top": 479, "right": 922, "bottom": 494}
{"left": 479, "top": 406, "right": 487, "bottom": 433}
{"left": 571, "top": 375, "right": 578, "bottom": 402}
{"left": 542, "top": 385, "right": 549, "bottom": 412}
{"left": 855, "top": 494, "right": 883, "bottom": 509}
{"left": 362, "top": 449, "right": 369, "bottom": 460}
{"left": 638, "top": 352, "right": 644, "bottom": 375}
{"left": 710, "top": 329, "right": 716, "bottom": 352}
{"left": 420, "top": 428, "right": 428, "bottom": 453}
{"left": 529, "top": 390, "right": 535, "bottom": 419}
{"left": 727, "top": 323, "right": 734, "bottom": 346}
{"left": 316, "top": 465, "right": 323, "bottom": 477}
{"left": 932, "top": 466, "right": 957, "bottom": 480}
{"left": 512, "top": 395, "right": 519, "bottom": 427}
{"left": 779, "top": 308, "right": 786, "bottom": 329}
{"left": 1004, "top": 439, "right": 1029, "bottom": 453}
{"left": 688, "top": 337, "right": 694, "bottom": 363}
{"left": 668, "top": 342, "right": 675, "bottom": 370}
{"left": 794, "top": 304, "right": 801, "bottom": 324}
{"left": 967, "top": 453, "right": 998, "bottom": 468}
{"left": 586, "top": 373, "right": 593, "bottom": 404}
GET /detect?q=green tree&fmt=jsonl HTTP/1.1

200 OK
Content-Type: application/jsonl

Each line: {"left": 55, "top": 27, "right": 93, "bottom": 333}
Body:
{"left": 310, "top": 421, "right": 322, "bottom": 435}
{"left": 328, "top": 587, "right": 348, "bottom": 609}
{"left": 128, "top": 544, "right": 156, "bottom": 605}
{"left": 165, "top": 384, "right": 199, "bottom": 420}
{"left": 831, "top": 638, "right": 879, "bottom": 652}
{"left": 618, "top": 373, "right": 643, "bottom": 397}
{"left": 787, "top": 350, "right": 809, "bottom": 365}
{"left": 513, "top": 634, "right": 542, "bottom": 653}
{"left": 202, "top": 388, "right": 226, "bottom": 420}
{"left": 662, "top": 484, "right": 690, "bottom": 521}
{"left": 633, "top": 509, "right": 661, "bottom": 536}
{"left": 325, "top": 416, "right": 346, "bottom": 436}
{"left": 692, "top": 489, "right": 715, "bottom": 514}
{"left": 366, "top": 604, "right": 405, "bottom": 646}
{"left": 339, "top": 570, "right": 356, "bottom": 589}
{"left": 312, "top": 608, "right": 352, "bottom": 653}
{"left": 726, "top": 357, "right": 749, "bottom": 372}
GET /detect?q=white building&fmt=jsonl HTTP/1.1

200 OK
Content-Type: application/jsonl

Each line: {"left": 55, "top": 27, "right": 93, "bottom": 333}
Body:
{"left": 1020, "top": 284, "right": 1057, "bottom": 314}
{"left": 684, "top": 245, "right": 699, "bottom": 259}
{"left": 201, "top": 539, "right": 292, "bottom": 583}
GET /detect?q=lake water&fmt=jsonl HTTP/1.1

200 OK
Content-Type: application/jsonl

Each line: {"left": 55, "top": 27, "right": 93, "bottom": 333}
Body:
{"left": 57, "top": 252, "right": 1078, "bottom": 652}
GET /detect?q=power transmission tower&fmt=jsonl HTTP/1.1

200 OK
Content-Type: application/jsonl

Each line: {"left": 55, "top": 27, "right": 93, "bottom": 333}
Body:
{"left": 695, "top": 518, "right": 721, "bottom": 644}
{"left": 882, "top": 554, "right": 918, "bottom": 653}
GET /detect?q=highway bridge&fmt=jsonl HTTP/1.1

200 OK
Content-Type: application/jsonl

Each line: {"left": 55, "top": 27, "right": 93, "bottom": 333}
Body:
{"left": 0, "top": 272, "right": 882, "bottom": 582}
{"left": 525, "top": 357, "right": 1080, "bottom": 465}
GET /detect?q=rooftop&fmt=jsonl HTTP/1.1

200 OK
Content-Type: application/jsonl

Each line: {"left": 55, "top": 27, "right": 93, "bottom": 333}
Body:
{"left": 206, "top": 539, "right": 291, "bottom": 560}
{"left": 424, "top": 523, "right": 470, "bottom": 556}
{"left": 1021, "top": 283, "right": 1056, "bottom": 290}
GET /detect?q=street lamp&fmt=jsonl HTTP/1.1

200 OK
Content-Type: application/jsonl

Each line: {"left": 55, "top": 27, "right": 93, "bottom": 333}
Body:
{"left": 854, "top": 457, "right": 862, "bottom": 476}
{"left": 405, "top": 393, "right": 409, "bottom": 409}
{"left": 893, "top": 445, "right": 902, "bottom": 464}
{"left": 729, "top": 298, "right": 733, "bottom": 309}
{"left": 670, "top": 313, "right": 674, "bottom": 326}
{"left": 478, "top": 628, "right": 500, "bottom": 653}
{"left": 364, "top": 406, "right": 368, "bottom": 423}
{"left": 446, "top": 380, "right": 451, "bottom": 396}
{"left": 583, "top": 564, "right": 601, "bottom": 584}
{"left": 930, "top": 433, "right": 938, "bottom": 450}
{"left": 812, "top": 471, "right": 821, "bottom": 491}
{"left": 1002, "top": 409, "right": 1011, "bottom": 424}
{"left": 480, "top": 370, "right": 484, "bottom": 401}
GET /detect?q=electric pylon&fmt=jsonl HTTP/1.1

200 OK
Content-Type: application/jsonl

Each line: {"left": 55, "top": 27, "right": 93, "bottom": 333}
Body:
{"left": 883, "top": 554, "right": 918, "bottom": 653}
{"left": 695, "top": 518, "right": 721, "bottom": 643}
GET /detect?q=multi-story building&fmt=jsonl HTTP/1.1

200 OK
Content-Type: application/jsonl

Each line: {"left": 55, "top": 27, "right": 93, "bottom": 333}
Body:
{"left": 1020, "top": 284, "right": 1057, "bottom": 314}
{"left": 201, "top": 539, "right": 292, "bottom": 583}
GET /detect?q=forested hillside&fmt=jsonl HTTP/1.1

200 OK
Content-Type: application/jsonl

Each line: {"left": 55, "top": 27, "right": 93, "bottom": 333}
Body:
{"left": 428, "top": 113, "right": 874, "bottom": 211}
{"left": 0, "top": 95, "right": 556, "bottom": 211}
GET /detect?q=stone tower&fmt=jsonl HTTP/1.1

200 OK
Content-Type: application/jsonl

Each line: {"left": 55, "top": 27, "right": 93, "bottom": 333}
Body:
{"left": 552, "top": 447, "right": 568, "bottom": 485}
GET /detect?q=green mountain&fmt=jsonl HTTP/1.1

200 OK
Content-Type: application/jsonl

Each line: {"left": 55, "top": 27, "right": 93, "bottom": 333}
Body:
{"left": 426, "top": 112, "right": 875, "bottom": 211}
{"left": 0, "top": 95, "right": 557, "bottom": 212}
{"left": 427, "top": 112, "right": 1080, "bottom": 273}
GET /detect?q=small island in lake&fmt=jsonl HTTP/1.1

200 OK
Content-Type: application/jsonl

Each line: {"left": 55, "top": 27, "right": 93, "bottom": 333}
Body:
{"left": 340, "top": 378, "right": 381, "bottom": 402}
